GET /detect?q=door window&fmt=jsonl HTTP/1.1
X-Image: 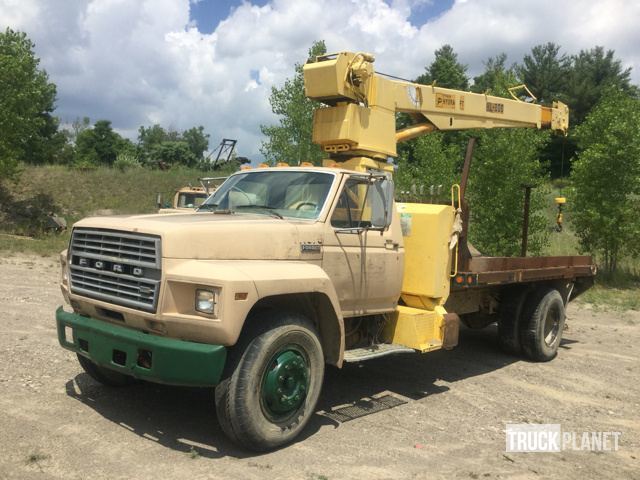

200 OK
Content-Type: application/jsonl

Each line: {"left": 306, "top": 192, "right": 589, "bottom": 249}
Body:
{"left": 331, "top": 177, "right": 387, "bottom": 229}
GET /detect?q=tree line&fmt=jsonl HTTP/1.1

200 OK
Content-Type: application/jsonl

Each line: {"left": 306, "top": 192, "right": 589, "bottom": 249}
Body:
{"left": 0, "top": 28, "right": 213, "bottom": 175}
{"left": 1, "top": 26, "right": 638, "bottom": 272}
{"left": 260, "top": 41, "right": 639, "bottom": 272}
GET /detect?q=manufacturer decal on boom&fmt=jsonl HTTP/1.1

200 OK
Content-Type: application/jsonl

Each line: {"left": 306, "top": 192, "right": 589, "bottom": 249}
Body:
{"left": 436, "top": 93, "right": 456, "bottom": 109}
{"left": 486, "top": 102, "right": 504, "bottom": 113}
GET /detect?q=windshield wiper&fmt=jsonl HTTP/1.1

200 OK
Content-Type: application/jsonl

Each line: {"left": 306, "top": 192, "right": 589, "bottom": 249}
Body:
{"left": 233, "top": 205, "right": 284, "bottom": 219}
{"left": 199, "top": 203, "right": 234, "bottom": 215}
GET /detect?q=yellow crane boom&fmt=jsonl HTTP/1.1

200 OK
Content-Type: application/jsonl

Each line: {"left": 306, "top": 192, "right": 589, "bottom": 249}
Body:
{"left": 303, "top": 51, "right": 569, "bottom": 161}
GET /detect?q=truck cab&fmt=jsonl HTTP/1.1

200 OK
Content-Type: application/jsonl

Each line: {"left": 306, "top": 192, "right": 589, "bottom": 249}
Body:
{"left": 60, "top": 165, "right": 403, "bottom": 353}
{"left": 157, "top": 177, "right": 228, "bottom": 214}
{"left": 157, "top": 186, "right": 209, "bottom": 214}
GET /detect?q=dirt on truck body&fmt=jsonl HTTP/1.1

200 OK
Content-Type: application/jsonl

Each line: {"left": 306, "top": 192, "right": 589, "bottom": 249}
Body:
{"left": 55, "top": 51, "right": 594, "bottom": 451}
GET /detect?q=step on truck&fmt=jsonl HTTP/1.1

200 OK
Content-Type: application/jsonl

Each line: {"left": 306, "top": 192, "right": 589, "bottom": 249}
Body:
{"left": 55, "top": 51, "right": 595, "bottom": 451}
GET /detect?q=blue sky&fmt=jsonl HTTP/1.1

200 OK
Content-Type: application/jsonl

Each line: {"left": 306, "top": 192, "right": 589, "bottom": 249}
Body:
{"left": 190, "top": 0, "right": 455, "bottom": 34}
{"left": 190, "top": 0, "right": 268, "bottom": 33}
{"left": 1, "top": 0, "right": 637, "bottom": 160}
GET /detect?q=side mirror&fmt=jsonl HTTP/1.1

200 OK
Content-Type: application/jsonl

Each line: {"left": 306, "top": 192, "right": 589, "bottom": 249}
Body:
{"left": 370, "top": 176, "right": 394, "bottom": 230}
{"left": 383, "top": 177, "right": 394, "bottom": 229}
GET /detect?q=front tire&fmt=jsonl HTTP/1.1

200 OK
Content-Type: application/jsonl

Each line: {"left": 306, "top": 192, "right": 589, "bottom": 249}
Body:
{"left": 215, "top": 313, "right": 324, "bottom": 451}
{"left": 519, "top": 288, "right": 566, "bottom": 362}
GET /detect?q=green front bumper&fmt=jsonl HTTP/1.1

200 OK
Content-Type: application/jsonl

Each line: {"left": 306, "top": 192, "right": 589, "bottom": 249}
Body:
{"left": 56, "top": 307, "right": 226, "bottom": 387}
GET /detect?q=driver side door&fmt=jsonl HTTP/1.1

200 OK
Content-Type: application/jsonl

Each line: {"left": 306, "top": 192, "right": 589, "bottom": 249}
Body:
{"left": 322, "top": 174, "right": 402, "bottom": 316}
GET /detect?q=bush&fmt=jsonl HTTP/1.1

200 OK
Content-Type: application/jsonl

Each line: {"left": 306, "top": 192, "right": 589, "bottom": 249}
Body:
{"left": 114, "top": 153, "right": 141, "bottom": 172}
{"left": 396, "top": 132, "right": 460, "bottom": 202}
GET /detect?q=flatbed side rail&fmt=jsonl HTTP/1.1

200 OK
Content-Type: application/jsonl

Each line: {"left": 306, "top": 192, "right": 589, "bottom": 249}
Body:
{"left": 451, "top": 255, "right": 596, "bottom": 289}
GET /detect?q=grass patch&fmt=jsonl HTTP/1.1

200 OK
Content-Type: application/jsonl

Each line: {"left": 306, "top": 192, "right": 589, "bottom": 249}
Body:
{"left": 0, "top": 164, "right": 237, "bottom": 256}
{"left": 25, "top": 451, "right": 50, "bottom": 471}
{"left": 188, "top": 447, "right": 200, "bottom": 459}
{"left": 578, "top": 285, "right": 640, "bottom": 311}
{"left": 25, "top": 452, "right": 50, "bottom": 464}
{"left": 0, "top": 232, "right": 70, "bottom": 256}
{"left": 577, "top": 269, "right": 640, "bottom": 311}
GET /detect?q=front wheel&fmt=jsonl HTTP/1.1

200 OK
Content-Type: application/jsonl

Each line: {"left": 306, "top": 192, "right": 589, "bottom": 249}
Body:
{"left": 215, "top": 313, "right": 324, "bottom": 451}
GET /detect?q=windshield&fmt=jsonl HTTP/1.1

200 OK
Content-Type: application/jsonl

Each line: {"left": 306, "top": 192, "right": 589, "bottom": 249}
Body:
{"left": 199, "top": 170, "right": 335, "bottom": 219}
{"left": 177, "top": 192, "right": 207, "bottom": 208}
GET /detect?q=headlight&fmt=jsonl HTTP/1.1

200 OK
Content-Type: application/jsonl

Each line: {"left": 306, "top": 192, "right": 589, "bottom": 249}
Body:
{"left": 195, "top": 289, "right": 216, "bottom": 315}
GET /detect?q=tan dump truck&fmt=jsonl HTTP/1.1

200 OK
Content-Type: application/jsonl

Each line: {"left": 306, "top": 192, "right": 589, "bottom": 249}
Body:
{"left": 55, "top": 52, "right": 594, "bottom": 451}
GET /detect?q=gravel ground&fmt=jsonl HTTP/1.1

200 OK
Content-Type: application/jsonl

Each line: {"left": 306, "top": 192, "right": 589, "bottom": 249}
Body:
{"left": 0, "top": 255, "right": 638, "bottom": 480}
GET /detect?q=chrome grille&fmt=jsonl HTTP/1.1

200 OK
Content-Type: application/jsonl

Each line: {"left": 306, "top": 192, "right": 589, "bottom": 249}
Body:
{"left": 71, "top": 229, "right": 160, "bottom": 268}
{"left": 69, "top": 228, "right": 161, "bottom": 312}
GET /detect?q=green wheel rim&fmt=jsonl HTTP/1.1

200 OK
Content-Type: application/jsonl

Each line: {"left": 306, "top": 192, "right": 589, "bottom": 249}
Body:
{"left": 261, "top": 347, "right": 310, "bottom": 420}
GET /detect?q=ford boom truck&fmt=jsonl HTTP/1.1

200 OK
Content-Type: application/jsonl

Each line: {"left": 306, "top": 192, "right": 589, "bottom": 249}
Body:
{"left": 56, "top": 51, "right": 594, "bottom": 451}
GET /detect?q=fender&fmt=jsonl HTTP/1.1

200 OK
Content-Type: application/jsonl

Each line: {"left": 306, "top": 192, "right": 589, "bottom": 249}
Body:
{"left": 233, "top": 261, "right": 346, "bottom": 366}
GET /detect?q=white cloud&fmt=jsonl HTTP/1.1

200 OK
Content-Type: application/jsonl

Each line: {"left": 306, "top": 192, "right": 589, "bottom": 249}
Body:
{"left": 0, "top": 0, "right": 638, "bottom": 160}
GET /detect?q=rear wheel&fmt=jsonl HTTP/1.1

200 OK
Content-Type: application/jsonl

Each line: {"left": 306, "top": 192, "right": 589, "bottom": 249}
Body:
{"left": 76, "top": 354, "right": 136, "bottom": 387}
{"left": 519, "top": 288, "right": 565, "bottom": 362}
{"left": 215, "top": 312, "right": 324, "bottom": 451}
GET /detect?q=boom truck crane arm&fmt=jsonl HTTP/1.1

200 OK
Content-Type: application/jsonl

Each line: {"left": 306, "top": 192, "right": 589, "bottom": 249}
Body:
{"left": 303, "top": 51, "right": 568, "bottom": 167}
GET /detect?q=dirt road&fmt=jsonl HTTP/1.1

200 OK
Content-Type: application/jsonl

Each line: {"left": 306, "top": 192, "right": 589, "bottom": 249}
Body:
{"left": 0, "top": 255, "right": 638, "bottom": 479}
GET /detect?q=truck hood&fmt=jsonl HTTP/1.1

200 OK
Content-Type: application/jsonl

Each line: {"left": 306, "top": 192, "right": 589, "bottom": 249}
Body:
{"left": 74, "top": 212, "right": 321, "bottom": 260}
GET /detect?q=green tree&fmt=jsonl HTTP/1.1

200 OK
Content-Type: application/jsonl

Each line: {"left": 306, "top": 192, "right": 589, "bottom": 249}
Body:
{"left": 0, "top": 28, "right": 58, "bottom": 177}
{"left": 75, "top": 120, "right": 123, "bottom": 165}
{"left": 396, "top": 133, "right": 460, "bottom": 201}
{"left": 467, "top": 129, "right": 551, "bottom": 257}
{"left": 566, "top": 46, "right": 636, "bottom": 124}
{"left": 260, "top": 41, "right": 327, "bottom": 165}
{"left": 137, "top": 124, "right": 207, "bottom": 167}
{"left": 182, "top": 126, "right": 209, "bottom": 160}
{"left": 516, "top": 43, "right": 570, "bottom": 103}
{"left": 138, "top": 124, "right": 168, "bottom": 152}
{"left": 69, "top": 116, "right": 91, "bottom": 144}
{"left": 150, "top": 141, "right": 196, "bottom": 167}
{"left": 416, "top": 45, "right": 469, "bottom": 90}
{"left": 472, "top": 53, "right": 517, "bottom": 96}
{"left": 570, "top": 89, "right": 640, "bottom": 272}
{"left": 23, "top": 115, "right": 72, "bottom": 165}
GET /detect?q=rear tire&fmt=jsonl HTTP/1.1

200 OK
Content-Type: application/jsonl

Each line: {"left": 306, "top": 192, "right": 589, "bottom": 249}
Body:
{"left": 215, "top": 312, "right": 324, "bottom": 451}
{"left": 519, "top": 288, "right": 565, "bottom": 362}
{"left": 77, "top": 354, "right": 136, "bottom": 387}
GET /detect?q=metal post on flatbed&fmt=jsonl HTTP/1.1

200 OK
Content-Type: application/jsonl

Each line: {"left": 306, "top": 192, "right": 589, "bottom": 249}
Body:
{"left": 521, "top": 184, "right": 533, "bottom": 257}
{"left": 459, "top": 138, "right": 476, "bottom": 200}
{"left": 458, "top": 138, "right": 476, "bottom": 271}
